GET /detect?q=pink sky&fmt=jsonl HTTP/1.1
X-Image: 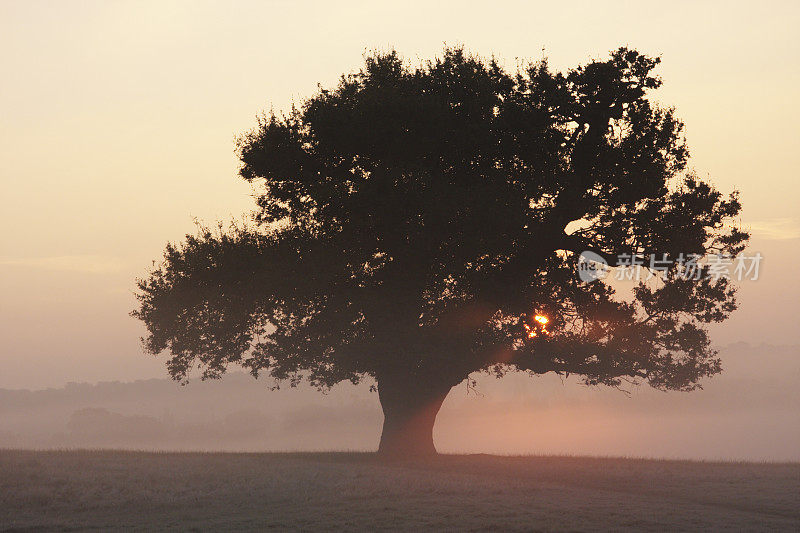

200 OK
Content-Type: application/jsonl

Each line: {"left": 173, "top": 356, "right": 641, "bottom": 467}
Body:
{"left": 1, "top": 0, "right": 799, "bottom": 389}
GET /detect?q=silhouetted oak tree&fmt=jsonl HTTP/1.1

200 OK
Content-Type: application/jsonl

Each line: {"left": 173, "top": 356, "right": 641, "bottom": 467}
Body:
{"left": 134, "top": 48, "right": 747, "bottom": 456}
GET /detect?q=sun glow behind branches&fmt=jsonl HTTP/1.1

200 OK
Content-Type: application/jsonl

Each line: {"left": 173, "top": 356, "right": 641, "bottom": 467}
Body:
{"left": 524, "top": 314, "right": 550, "bottom": 338}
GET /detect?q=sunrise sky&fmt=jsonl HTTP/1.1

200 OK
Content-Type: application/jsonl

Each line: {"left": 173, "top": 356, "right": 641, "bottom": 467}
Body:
{"left": 1, "top": 0, "right": 798, "bottom": 389}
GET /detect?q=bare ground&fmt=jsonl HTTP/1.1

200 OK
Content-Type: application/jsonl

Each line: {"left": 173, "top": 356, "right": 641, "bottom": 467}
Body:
{"left": 0, "top": 450, "right": 798, "bottom": 531}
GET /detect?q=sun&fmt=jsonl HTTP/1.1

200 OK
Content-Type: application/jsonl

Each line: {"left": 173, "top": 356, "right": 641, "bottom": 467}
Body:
{"left": 524, "top": 313, "right": 550, "bottom": 338}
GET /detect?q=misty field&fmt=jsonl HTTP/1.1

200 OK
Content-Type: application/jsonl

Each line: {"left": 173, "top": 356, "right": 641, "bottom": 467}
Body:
{"left": 1, "top": 451, "right": 798, "bottom": 531}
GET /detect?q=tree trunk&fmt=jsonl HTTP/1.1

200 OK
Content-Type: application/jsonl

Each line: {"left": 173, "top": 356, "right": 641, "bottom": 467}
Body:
{"left": 376, "top": 372, "right": 453, "bottom": 457}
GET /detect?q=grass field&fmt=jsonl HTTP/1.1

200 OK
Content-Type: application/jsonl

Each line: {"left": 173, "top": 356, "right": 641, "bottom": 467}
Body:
{"left": 1, "top": 450, "right": 798, "bottom": 531}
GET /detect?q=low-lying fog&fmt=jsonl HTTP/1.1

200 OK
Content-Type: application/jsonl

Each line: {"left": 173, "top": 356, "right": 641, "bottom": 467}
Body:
{"left": 1, "top": 343, "right": 797, "bottom": 461}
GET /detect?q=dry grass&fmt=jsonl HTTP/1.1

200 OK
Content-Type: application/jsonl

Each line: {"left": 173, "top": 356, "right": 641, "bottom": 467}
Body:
{"left": 1, "top": 450, "right": 798, "bottom": 531}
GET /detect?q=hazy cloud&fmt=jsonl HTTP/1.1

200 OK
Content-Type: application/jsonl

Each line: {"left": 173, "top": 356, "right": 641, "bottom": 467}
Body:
{"left": 0, "top": 255, "right": 124, "bottom": 274}
{"left": 748, "top": 218, "right": 800, "bottom": 240}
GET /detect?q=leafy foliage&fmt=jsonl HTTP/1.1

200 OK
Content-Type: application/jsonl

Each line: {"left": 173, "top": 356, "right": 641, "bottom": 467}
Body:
{"left": 134, "top": 47, "right": 747, "bottom": 393}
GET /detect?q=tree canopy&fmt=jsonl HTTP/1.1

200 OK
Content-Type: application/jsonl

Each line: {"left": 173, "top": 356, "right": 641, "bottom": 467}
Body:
{"left": 133, "top": 47, "right": 747, "bottom": 454}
